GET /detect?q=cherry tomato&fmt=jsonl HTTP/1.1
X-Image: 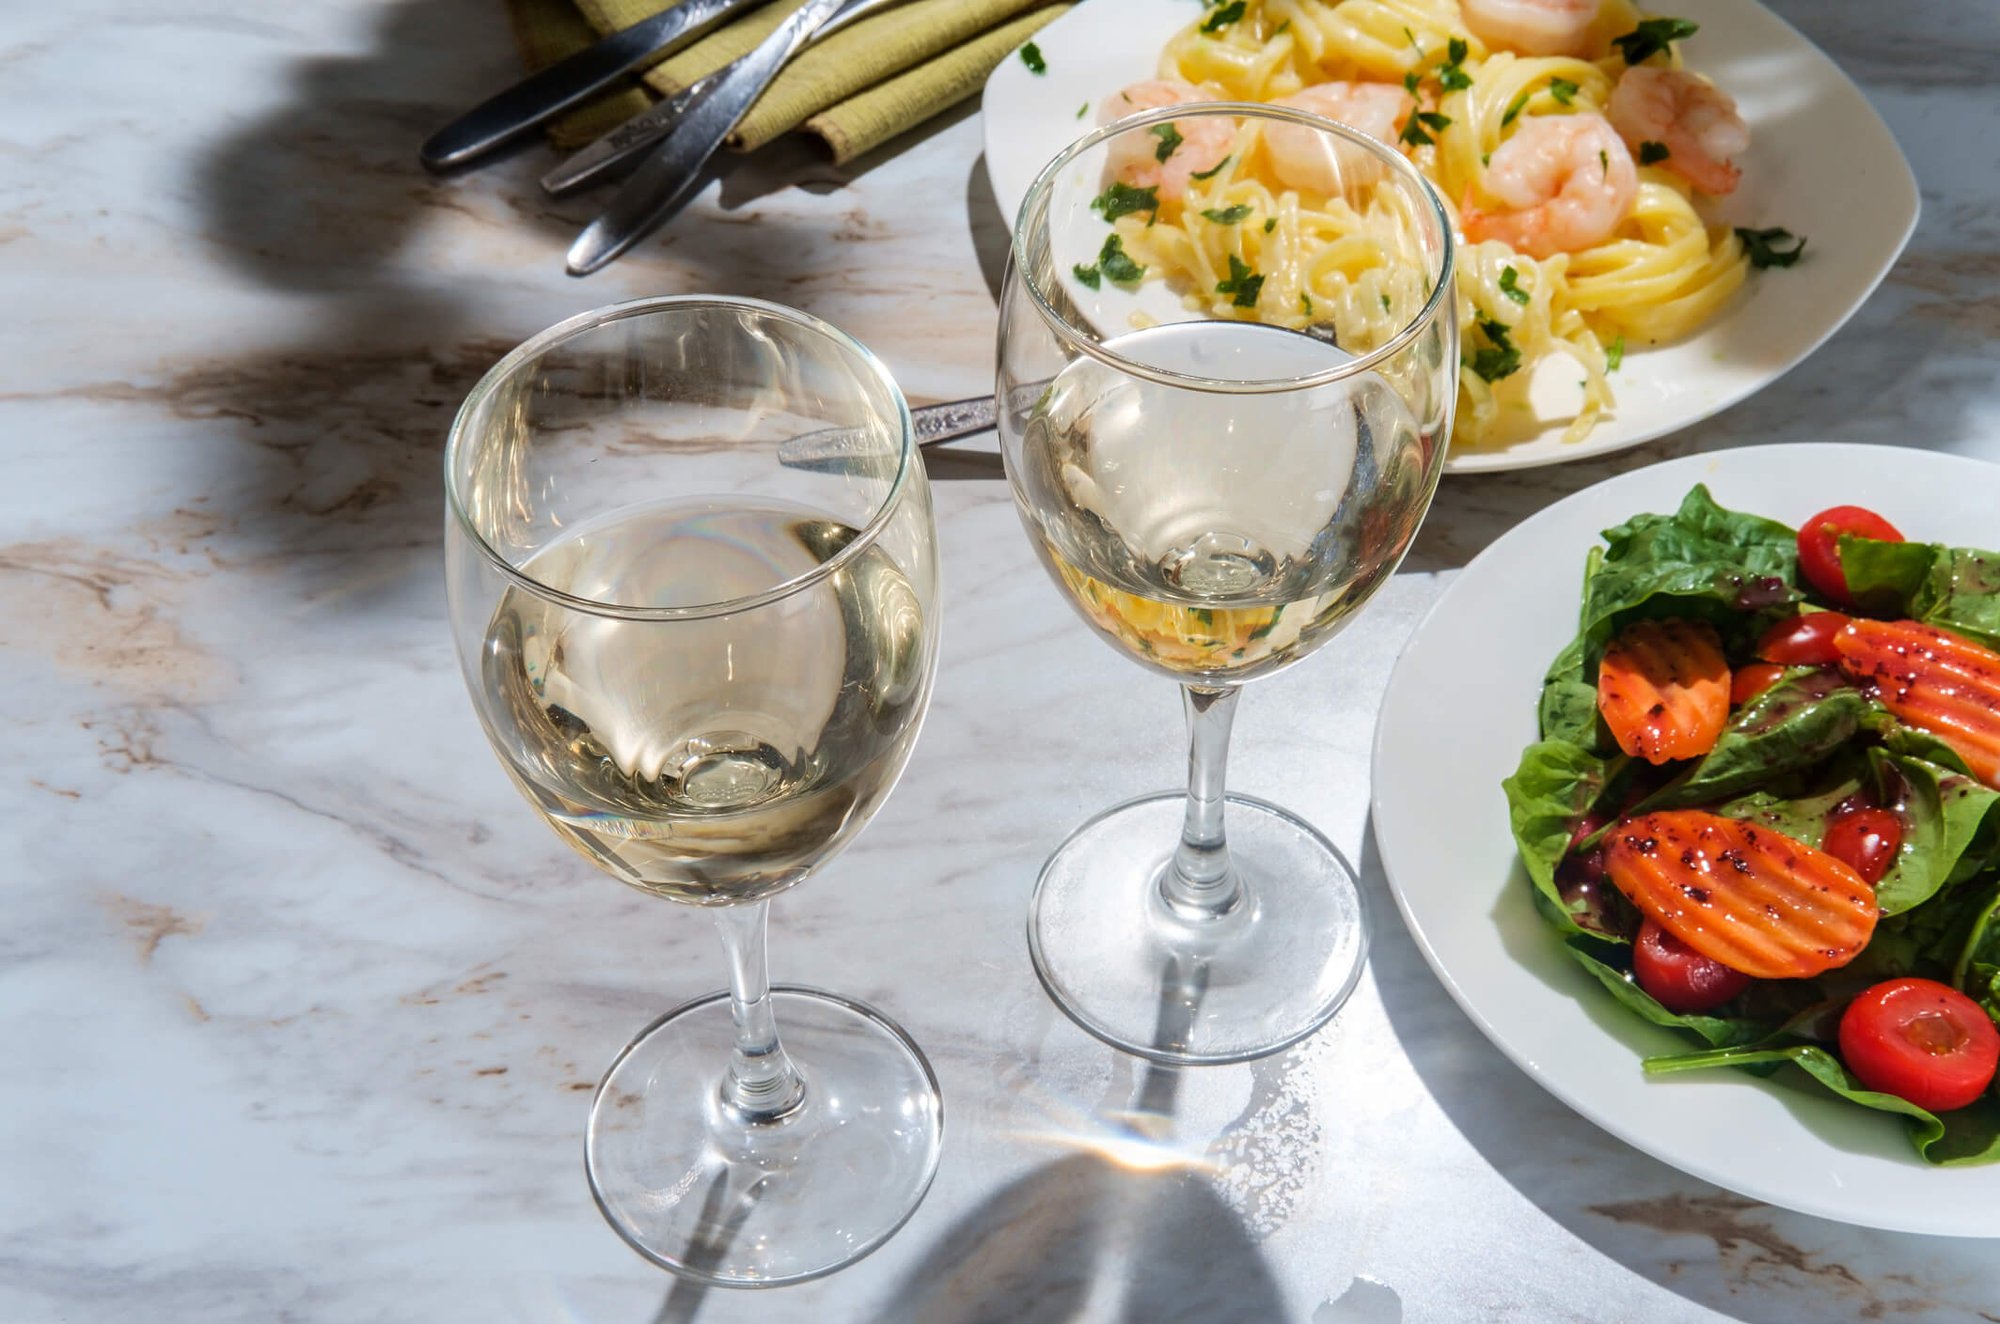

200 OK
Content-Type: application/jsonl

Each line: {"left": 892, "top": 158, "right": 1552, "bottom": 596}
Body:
{"left": 1632, "top": 918, "right": 1753, "bottom": 1014}
{"left": 1823, "top": 807, "right": 1903, "bottom": 885}
{"left": 1797, "top": 506, "right": 1903, "bottom": 606}
{"left": 1730, "top": 663, "right": 1787, "bottom": 706}
{"left": 1755, "top": 612, "right": 1853, "bottom": 666}
{"left": 1839, "top": 978, "right": 2000, "bottom": 1112}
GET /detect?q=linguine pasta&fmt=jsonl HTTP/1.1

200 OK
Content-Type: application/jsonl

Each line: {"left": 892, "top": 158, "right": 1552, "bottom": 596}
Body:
{"left": 1113, "top": 0, "right": 1749, "bottom": 449}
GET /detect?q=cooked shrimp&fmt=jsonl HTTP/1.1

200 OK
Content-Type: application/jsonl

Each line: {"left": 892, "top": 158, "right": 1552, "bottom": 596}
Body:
{"left": 1100, "top": 80, "right": 1235, "bottom": 199}
{"left": 1264, "top": 83, "right": 1416, "bottom": 193}
{"left": 1460, "top": 0, "right": 1600, "bottom": 57}
{"left": 1607, "top": 66, "right": 1749, "bottom": 196}
{"left": 1462, "top": 113, "right": 1637, "bottom": 258}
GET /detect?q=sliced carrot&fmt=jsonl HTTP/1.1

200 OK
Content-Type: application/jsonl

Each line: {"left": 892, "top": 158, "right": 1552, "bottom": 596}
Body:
{"left": 1604, "top": 811, "right": 1878, "bottom": 980}
{"left": 1833, "top": 619, "right": 2000, "bottom": 789}
{"left": 1597, "top": 619, "right": 1730, "bottom": 765}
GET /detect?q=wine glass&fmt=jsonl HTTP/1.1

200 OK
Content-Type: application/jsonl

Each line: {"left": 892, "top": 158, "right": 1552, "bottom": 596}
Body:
{"left": 996, "top": 104, "right": 1457, "bottom": 1064}
{"left": 444, "top": 296, "right": 943, "bottom": 1284}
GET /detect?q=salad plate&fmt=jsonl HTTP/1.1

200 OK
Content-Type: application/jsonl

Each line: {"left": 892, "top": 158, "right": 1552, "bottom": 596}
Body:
{"left": 981, "top": 0, "right": 1919, "bottom": 474}
{"left": 1371, "top": 443, "right": 2000, "bottom": 1236}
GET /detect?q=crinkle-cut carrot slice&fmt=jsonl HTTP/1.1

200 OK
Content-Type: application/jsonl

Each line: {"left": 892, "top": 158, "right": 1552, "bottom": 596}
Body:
{"left": 1603, "top": 810, "right": 1878, "bottom": 980}
{"left": 1597, "top": 619, "right": 1730, "bottom": 765}
{"left": 1833, "top": 619, "right": 2000, "bottom": 788}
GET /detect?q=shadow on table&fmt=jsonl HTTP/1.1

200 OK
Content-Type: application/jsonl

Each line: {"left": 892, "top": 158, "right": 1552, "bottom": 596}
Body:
{"left": 865, "top": 960, "right": 1288, "bottom": 1324}
{"left": 181, "top": 0, "right": 988, "bottom": 611}
{"left": 1359, "top": 827, "right": 1993, "bottom": 1323}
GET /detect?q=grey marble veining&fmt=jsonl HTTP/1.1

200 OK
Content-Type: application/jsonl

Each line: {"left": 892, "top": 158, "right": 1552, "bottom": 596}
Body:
{"left": 3, "top": 1, "right": 1999, "bottom": 1320}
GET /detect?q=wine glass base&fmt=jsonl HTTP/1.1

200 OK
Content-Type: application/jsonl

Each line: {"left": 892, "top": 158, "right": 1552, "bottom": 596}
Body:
{"left": 1027, "top": 791, "right": 1369, "bottom": 1066}
{"left": 586, "top": 986, "right": 943, "bottom": 1287}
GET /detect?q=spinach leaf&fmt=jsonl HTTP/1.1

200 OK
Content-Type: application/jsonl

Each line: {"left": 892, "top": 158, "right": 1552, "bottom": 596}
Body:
{"left": 1841, "top": 535, "right": 2000, "bottom": 649}
{"left": 1955, "top": 885, "right": 2000, "bottom": 1020}
{"left": 1643, "top": 1041, "right": 2000, "bottom": 1165}
{"left": 1537, "top": 633, "right": 1605, "bottom": 749}
{"left": 1503, "top": 740, "right": 1620, "bottom": 936}
{"left": 1870, "top": 751, "right": 2000, "bottom": 913}
{"left": 1565, "top": 937, "right": 1771, "bottom": 1047}
{"left": 1582, "top": 485, "right": 1799, "bottom": 650}
{"left": 1642, "top": 670, "right": 1867, "bottom": 811}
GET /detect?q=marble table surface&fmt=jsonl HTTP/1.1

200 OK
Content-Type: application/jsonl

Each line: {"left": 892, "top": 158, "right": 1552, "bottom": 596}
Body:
{"left": 5, "top": 1, "right": 1999, "bottom": 1319}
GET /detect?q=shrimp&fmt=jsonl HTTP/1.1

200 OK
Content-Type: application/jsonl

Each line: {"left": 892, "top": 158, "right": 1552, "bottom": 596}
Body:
{"left": 1264, "top": 83, "right": 1416, "bottom": 194}
{"left": 1099, "top": 80, "right": 1234, "bottom": 199}
{"left": 1460, "top": 0, "right": 1600, "bottom": 57}
{"left": 1461, "top": 113, "right": 1637, "bottom": 258}
{"left": 1607, "top": 66, "right": 1749, "bottom": 196}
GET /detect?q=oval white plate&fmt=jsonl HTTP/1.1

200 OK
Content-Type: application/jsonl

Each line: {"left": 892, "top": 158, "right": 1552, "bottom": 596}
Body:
{"left": 1371, "top": 444, "right": 2000, "bottom": 1236}
{"left": 981, "top": 0, "right": 1919, "bottom": 473}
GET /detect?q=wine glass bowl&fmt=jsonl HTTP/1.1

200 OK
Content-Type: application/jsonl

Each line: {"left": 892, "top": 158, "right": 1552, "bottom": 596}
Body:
{"left": 444, "top": 296, "right": 943, "bottom": 1284}
{"left": 997, "top": 104, "right": 1456, "bottom": 1063}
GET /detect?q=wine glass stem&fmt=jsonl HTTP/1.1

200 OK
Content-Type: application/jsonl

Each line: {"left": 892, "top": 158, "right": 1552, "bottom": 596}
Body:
{"left": 1164, "top": 684, "right": 1245, "bottom": 919}
{"left": 713, "top": 901, "right": 807, "bottom": 1124}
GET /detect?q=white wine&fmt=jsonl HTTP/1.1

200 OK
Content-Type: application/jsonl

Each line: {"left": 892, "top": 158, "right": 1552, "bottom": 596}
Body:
{"left": 1012, "top": 321, "right": 1435, "bottom": 683}
{"left": 481, "top": 498, "right": 931, "bottom": 905}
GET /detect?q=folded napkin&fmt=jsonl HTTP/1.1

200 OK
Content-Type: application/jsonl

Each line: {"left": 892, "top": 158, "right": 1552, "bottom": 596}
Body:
{"left": 506, "top": 0, "right": 1072, "bottom": 164}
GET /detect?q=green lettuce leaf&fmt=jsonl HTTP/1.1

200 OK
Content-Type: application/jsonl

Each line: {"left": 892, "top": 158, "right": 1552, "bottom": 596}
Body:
{"left": 1643, "top": 1041, "right": 2000, "bottom": 1165}
{"left": 1841, "top": 535, "right": 2000, "bottom": 648}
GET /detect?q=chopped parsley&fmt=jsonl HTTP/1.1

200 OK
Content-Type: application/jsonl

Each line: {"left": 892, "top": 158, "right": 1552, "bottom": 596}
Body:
{"left": 1201, "top": 0, "right": 1246, "bottom": 33}
{"left": 1638, "top": 140, "right": 1671, "bottom": 165}
{"left": 1613, "top": 17, "right": 1699, "bottom": 65}
{"left": 1498, "top": 265, "right": 1529, "bottom": 305}
{"left": 1264, "top": 216, "right": 1276, "bottom": 233}
{"left": 1019, "top": 42, "right": 1046, "bottom": 75}
{"left": 1598, "top": 148, "right": 1609, "bottom": 174}
{"left": 1548, "top": 77, "right": 1578, "bottom": 105}
{"left": 1400, "top": 110, "right": 1452, "bottom": 148}
{"left": 1403, "top": 25, "right": 1421, "bottom": 53}
{"left": 1091, "top": 181, "right": 1158, "bottom": 222}
{"left": 1151, "top": 123, "right": 1184, "bottom": 162}
{"left": 1605, "top": 334, "right": 1625, "bottom": 372}
{"left": 1076, "top": 102, "right": 1088, "bottom": 119}
{"left": 1300, "top": 292, "right": 1314, "bottom": 317}
{"left": 1380, "top": 293, "right": 1392, "bottom": 312}
{"left": 1469, "top": 315, "right": 1522, "bottom": 382}
{"left": 1437, "top": 37, "right": 1472, "bottom": 91}
{"left": 1072, "top": 263, "right": 1101, "bottom": 290}
{"left": 1097, "top": 233, "right": 1146, "bottom": 284}
{"left": 1735, "top": 226, "right": 1808, "bottom": 269}
{"left": 1403, "top": 71, "right": 1421, "bottom": 94}
{"left": 1201, "top": 203, "right": 1254, "bottom": 224}
{"left": 1190, "top": 155, "right": 1231, "bottom": 180}
{"left": 1501, "top": 90, "right": 1531, "bottom": 127}
{"left": 1215, "top": 254, "right": 1264, "bottom": 308}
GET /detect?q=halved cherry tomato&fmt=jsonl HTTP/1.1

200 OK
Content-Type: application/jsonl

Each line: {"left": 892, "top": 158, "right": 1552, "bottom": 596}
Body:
{"left": 1797, "top": 506, "right": 1903, "bottom": 606}
{"left": 1755, "top": 612, "right": 1852, "bottom": 666}
{"left": 1597, "top": 619, "right": 1730, "bottom": 765}
{"left": 1833, "top": 618, "right": 2000, "bottom": 788}
{"left": 1632, "top": 918, "right": 1752, "bottom": 1014}
{"left": 1822, "top": 807, "right": 1903, "bottom": 886}
{"left": 1838, "top": 978, "right": 2000, "bottom": 1112}
{"left": 1603, "top": 810, "right": 1879, "bottom": 980}
{"left": 1730, "top": 663, "right": 1787, "bottom": 707}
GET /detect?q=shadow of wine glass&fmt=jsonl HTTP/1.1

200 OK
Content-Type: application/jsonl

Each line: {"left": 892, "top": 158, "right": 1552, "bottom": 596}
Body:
{"left": 870, "top": 956, "right": 1289, "bottom": 1324}
{"left": 640, "top": 1172, "right": 771, "bottom": 1324}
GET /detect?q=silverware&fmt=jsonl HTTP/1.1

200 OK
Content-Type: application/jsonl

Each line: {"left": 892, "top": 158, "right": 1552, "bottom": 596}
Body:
{"left": 419, "top": 0, "right": 761, "bottom": 172}
{"left": 540, "top": 0, "right": 907, "bottom": 196}
{"left": 778, "top": 396, "right": 1002, "bottom": 472}
{"left": 566, "top": 0, "right": 852, "bottom": 275}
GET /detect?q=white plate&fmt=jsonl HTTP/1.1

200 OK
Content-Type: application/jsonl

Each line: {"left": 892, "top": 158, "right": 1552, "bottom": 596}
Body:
{"left": 981, "top": 0, "right": 1919, "bottom": 473}
{"left": 1371, "top": 444, "right": 2000, "bottom": 1236}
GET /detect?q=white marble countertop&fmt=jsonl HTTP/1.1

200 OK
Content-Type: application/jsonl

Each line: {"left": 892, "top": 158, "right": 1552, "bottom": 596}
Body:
{"left": 5, "top": 1, "right": 2000, "bottom": 1320}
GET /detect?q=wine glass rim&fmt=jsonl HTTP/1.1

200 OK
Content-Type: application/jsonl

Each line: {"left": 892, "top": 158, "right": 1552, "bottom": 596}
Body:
{"left": 1010, "top": 102, "right": 1456, "bottom": 395}
{"left": 443, "top": 294, "right": 916, "bottom": 622}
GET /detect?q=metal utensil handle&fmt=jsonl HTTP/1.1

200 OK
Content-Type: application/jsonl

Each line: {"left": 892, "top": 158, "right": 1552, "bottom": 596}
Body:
{"left": 540, "top": 0, "right": 908, "bottom": 196}
{"left": 565, "top": 0, "right": 851, "bottom": 274}
{"left": 419, "top": 0, "right": 757, "bottom": 172}
{"left": 913, "top": 397, "right": 998, "bottom": 447}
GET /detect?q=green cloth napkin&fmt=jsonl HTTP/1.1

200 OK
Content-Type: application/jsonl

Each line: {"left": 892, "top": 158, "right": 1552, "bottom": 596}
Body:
{"left": 506, "top": 0, "right": 1071, "bottom": 163}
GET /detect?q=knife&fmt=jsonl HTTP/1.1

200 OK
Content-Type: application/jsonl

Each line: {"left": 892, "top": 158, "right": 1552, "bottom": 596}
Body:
{"left": 541, "top": 0, "right": 907, "bottom": 196}
{"left": 567, "top": 0, "right": 852, "bottom": 274}
{"left": 419, "top": 0, "right": 763, "bottom": 173}
{"left": 777, "top": 396, "right": 1010, "bottom": 473}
